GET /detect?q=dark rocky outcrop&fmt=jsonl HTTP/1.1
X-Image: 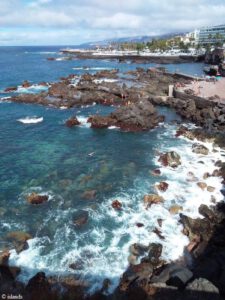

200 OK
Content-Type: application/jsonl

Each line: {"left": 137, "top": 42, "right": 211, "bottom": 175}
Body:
{"left": 155, "top": 181, "right": 169, "bottom": 192}
{"left": 88, "top": 100, "right": 164, "bottom": 132}
{"left": 112, "top": 200, "right": 122, "bottom": 210}
{"left": 192, "top": 143, "right": 209, "bottom": 155}
{"left": 26, "top": 192, "right": 48, "bottom": 205}
{"left": 65, "top": 117, "right": 81, "bottom": 127}
{"left": 158, "top": 151, "right": 181, "bottom": 168}
{"left": 143, "top": 194, "right": 164, "bottom": 208}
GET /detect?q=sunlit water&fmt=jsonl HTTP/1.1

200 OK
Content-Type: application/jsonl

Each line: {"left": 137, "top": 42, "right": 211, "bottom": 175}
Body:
{"left": 0, "top": 46, "right": 223, "bottom": 292}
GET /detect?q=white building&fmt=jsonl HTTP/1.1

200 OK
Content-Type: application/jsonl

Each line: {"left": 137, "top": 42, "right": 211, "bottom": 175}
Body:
{"left": 180, "top": 30, "right": 199, "bottom": 45}
{"left": 197, "top": 24, "right": 225, "bottom": 45}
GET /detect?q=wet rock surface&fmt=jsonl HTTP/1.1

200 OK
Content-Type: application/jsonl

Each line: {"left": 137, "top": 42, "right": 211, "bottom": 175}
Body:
{"left": 65, "top": 116, "right": 81, "bottom": 127}
{"left": 158, "top": 151, "right": 181, "bottom": 168}
{"left": 26, "top": 192, "right": 48, "bottom": 205}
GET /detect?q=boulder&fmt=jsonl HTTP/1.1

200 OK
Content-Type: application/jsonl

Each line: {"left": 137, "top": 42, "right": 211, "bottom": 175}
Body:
{"left": 207, "top": 186, "right": 215, "bottom": 192}
{"left": 180, "top": 214, "right": 212, "bottom": 241}
{"left": 6, "top": 231, "right": 32, "bottom": 254}
{"left": 26, "top": 192, "right": 48, "bottom": 205}
{"left": 136, "top": 223, "right": 144, "bottom": 228}
{"left": 143, "top": 194, "right": 164, "bottom": 208}
{"left": 111, "top": 100, "right": 163, "bottom": 131}
{"left": 81, "top": 190, "right": 97, "bottom": 200}
{"left": 119, "top": 261, "right": 154, "bottom": 291}
{"left": 192, "top": 143, "right": 209, "bottom": 155}
{"left": 158, "top": 151, "right": 181, "bottom": 168}
{"left": 151, "top": 263, "right": 193, "bottom": 287}
{"left": 151, "top": 169, "right": 161, "bottom": 176}
{"left": 198, "top": 204, "right": 215, "bottom": 221}
{"left": 22, "top": 80, "right": 31, "bottom": 88}
{"left": 197, "top": 182, "right": 207, "bottom": 190}
{"left": 166, "top": 266, "right": 193, "bottom": 288}
{"left": 186, "top": 278, "right": 220, "bottom": 298}
{"left": 111, "top": 200, "right": 122, "bottom": 210}
{"left": 87, "top": 115, "right": 115, "bottom": 129}
{"left": 4, "top": 86, "right": 17, "bottom": 92}
{"left": 65, "top": 117, "right": 80, "bottom": 127}
{"left": 148, "top": 243, "right": 163, "bottom": 266}
{"left": 73, "top": 211, "right": 89, "bottom": 227}
{"left": 155, "top": 181, "right": 169, "bottom": 192}
{"left": 0, "top": 251, "right": 10, "bottom": 266}
{"left": 203, "top": 172, "right": 211, "bottom": 180}
{"left": 129, "top": 243, "right": 149, "bottom": 257}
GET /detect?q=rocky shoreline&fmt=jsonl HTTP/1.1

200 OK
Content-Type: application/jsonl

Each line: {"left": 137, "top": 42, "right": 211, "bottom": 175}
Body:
{"left": 1, "top": 67, "right": 225, "bottom": 300}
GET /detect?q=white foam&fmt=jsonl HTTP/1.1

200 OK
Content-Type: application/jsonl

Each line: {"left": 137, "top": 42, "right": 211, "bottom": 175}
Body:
{"left": 77, "top": 116, "right": 91, "bottom": 128}
{"left": 73, "top": 67, "right": 113, "bottom": 71}
{"left": 93, "top": 79, "right": 118, "bottom": 84}
{"left": 8, "top": 122, "right": 225, "bottom": 294}
{"left": 17, "top": 117, "right": 43, "bottom": 124}
{"left": 17, "top": 84, "right": 49, "bottom": 94}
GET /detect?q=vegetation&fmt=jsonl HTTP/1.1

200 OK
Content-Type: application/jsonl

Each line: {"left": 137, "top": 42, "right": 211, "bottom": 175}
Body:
{"left": 117, "top": 35, "right": 193, "bottom": 53}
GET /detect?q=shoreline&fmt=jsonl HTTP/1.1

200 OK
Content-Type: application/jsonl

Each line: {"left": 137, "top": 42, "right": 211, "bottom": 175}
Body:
{"left": 0, "top": 67, "right": 225, "bottom": 299}
{"left": 58, "top": 51, "right": 203, "bottom": 64}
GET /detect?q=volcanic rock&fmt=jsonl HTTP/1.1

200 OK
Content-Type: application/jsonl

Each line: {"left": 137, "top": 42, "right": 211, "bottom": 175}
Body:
{"left": 151, "top": 169, "right": 161, "bottom": 176}
{"left": 158, "top": 151, "right": 181, "bottom": 168}
{"left": 87, "top": 115, "right": 115, "bottom": 129}
{"left": 143, "top": 194, "right": 164, "bottom": 208}
{"left": 6, "top": 231, "right": 32, "bottom": 254}
{"left": 155, "top": 181, "right": 169, "bottom": 192}
{"left": 169, "top": 205, "right": 183, "bottom": 215}
{"left": 81, "top": 190, "right": 97, "bottom": 200}
{"left": 65, "top": 117, "right": 80, "bottom": 127}
{"left": 26, "top": 192, "right": 48, "bottom": 205}
{"left": 4, "top": 86, "right": 17, "bottom": 92}
{"left": 112, "top": 200, "right": 122, "bottom": 210}
{"left": 73, "top": 211, "right": 89, "bottom": 227}
{"left": 207, "top": 186, "right": 215, "bottom": 192}
{"left": 192, "top": 143, "right": 209, "bottom": 155}
{"left": 22, "top": 80, "right": 31, "bottom": 88}
{"left": 148, "top": 243, "right": 163, "bottom": 266}
{"left": 197, "top": 182, "right": 207, "bottom": 190}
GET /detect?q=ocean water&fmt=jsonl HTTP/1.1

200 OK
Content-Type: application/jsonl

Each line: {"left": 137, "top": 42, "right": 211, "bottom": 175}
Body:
{"left": 0, "top": 46, "right": 224, "bottom": 293}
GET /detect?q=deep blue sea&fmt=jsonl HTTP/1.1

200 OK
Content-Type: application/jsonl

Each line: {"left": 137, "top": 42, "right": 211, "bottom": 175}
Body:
{"left": 1, "top": 46, "right": 223, "bottom": 292}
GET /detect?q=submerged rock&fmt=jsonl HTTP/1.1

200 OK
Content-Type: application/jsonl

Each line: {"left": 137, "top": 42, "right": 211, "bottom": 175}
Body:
{"left": 81, "top": 190, "right": 97, "bottom": 200}
{"left": 143, "top": 194, "right": 164, "bottom": 208}
{"left": 158, "top": 151, "right": 181, "bottom": 168}
{"left": 73, "top": 211, "right": 89, "bottom": 227}
{"left": 26, "top": 192, "right": 48, "bottom": 205}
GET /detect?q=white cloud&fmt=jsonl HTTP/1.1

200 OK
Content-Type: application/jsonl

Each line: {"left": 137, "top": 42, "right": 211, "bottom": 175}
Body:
{"left": 1, "top": 0, "right": 225, "bottom": 45}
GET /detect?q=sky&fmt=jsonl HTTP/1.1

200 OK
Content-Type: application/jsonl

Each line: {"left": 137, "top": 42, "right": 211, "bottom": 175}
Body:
{"left": 1, "top": 0, "right": 225, "bottom": 46}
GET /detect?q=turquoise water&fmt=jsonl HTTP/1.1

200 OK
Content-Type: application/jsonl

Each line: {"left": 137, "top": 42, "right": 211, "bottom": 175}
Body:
{"left": 0, "top": 46, "right": 211, "bottom": 291}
